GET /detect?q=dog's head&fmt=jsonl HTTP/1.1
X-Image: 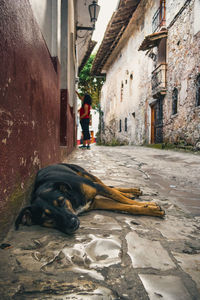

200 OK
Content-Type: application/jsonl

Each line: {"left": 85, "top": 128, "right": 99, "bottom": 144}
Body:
{"left": 15, "top": 183, "right": 80, "bottom": 234}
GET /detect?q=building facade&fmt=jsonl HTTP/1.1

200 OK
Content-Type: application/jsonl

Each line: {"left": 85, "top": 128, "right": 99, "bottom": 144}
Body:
{"left": 0, "top": 0, "right": 98, "bottom": 239}
{"left": 92, "top": 0, "right": 200, "bottom": 148}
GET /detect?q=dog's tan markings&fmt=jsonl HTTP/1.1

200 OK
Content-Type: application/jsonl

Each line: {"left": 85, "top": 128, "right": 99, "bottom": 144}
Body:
{"left": 77, "top": 170, "right": 103, "bottom": 184}
{"left": 118, "top": 192, "right": 135, "bottom": 199}
{"left": 85, "top": 174, "right": 103, "bottom": 184}
{"left": 75, "top": 201, "right": 92, "bottom": 215}
{"left": 22, "top": 210, "right": 33, "bottom": 226}
{"left": 97, "top": 184, "right": 157, "bottom": 206}
{"left": 65, "top": 199, "right": 75, "bottom": 213}
{"left": 57, "top": 196, "right": 65, "bottom": 206}
{"left": 59, "top": 184, "right": 71, "bottom": 193}
{"left": 114, "top": 187, "right": 142, "bottom": 196}
{"left": 91, "top": 198, "right": 165, "bottom": 217}
{"left": 43, "top": 220, "right": 55, "bottom": 228}
{"left": 53, "top": 200, "right": 58, "bottom": 207}
{"left": 81, "top": 183, "right": 97, "bottom": 200}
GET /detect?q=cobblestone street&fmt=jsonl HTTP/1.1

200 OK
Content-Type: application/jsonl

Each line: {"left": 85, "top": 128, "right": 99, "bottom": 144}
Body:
{"left": 0, "top": 145, "right": 200, "bottom": 299}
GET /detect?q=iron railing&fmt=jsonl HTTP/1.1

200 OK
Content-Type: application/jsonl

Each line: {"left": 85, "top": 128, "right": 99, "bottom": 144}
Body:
{"left": 152, "top": 63, "right": 167, "bottom": 96}
{"left": 152, "top": 0, "right": 166, "bottom": 33}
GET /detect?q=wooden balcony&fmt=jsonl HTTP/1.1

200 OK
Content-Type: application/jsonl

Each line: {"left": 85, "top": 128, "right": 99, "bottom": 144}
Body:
{"left": 138, "top": 1, "right": 167, "bottom": 51}
{"left": 151, "top": 63, "right": 167, "bottom": 98}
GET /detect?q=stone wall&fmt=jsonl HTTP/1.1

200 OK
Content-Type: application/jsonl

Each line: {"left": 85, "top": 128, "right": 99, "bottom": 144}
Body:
{"left": 163, "top": 0, "right": 200, "bottom": 145}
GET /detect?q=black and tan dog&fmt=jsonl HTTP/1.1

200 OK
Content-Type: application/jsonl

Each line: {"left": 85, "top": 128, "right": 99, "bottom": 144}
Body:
{"left": 15, "top": 163, "right": 165, "bottom": 234}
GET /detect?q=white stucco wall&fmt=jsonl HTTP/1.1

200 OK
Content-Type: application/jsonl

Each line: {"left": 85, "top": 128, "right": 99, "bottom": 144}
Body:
{"left": 67, "top": 0, "right": 76, "bottom": 107}
{"left": 30, "top": 0, "right": 61, "bottom": 60}
{"left": 100, "top": 0, "right": 157, "bottom": 145}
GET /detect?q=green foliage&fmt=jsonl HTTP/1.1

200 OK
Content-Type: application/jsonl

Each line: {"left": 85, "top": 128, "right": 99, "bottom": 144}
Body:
{"left": 78, "top": 54, "right": 105, "bottom": 109}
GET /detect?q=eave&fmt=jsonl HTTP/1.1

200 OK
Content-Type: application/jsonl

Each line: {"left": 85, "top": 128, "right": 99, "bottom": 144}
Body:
{"left": 138, "top": 30, "right": 168, "bottom": 51}
{"left": 78, "top": 40, "right": 97, "bottom": 74}
{"left": 91, "top": 0, "right": 141, "bottom": 75}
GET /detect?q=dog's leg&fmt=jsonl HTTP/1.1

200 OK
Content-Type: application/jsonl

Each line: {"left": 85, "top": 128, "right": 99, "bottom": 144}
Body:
{"left": 95, "top": 183, "right": 157, "bottom": 206}
{"left": 91, "top": 198, "right": 165, "bottom": 217}
{"left": 112, "top": 187, "right": 142, "bottom": 196}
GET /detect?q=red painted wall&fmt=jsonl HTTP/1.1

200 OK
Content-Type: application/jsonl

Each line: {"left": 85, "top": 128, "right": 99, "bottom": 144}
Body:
{"left": 0, "top": 0, "right": 62, "bottom": 238}
{"left": 60, "top": 89, "right": 76, "bottom": 155}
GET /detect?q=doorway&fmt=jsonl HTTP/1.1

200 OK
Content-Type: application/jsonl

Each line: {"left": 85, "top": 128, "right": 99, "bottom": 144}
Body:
{"left": 151, "top": 96, "right": 163, "bottom": 143}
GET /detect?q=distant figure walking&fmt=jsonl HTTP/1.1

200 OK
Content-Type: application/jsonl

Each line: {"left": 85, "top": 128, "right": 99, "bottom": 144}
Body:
{"left": 76, "top": 91, "right": 92, "bottom": 150}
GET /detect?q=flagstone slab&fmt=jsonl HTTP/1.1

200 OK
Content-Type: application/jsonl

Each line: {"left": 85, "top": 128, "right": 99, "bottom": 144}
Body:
{"left": 139, "top": 274, "right": 191, "bottom": 300}
{"left": 126, "top": 231, "right": 176, "bottom": 270}
{"left": 173, "top": 252, "right": 200, "bottom": 293}
{"left": 80, "top": 213, "right": 122, "bottom": 230}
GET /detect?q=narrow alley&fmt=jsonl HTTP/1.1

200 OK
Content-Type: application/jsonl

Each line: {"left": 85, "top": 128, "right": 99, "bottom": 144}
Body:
{"left": 0, "top": 145, "right": 200, "bottom": 299}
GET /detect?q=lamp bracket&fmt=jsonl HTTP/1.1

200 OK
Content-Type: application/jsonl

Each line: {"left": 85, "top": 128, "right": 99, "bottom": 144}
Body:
{"left": 76, "top": 26, "right": 94, "bottom": 31}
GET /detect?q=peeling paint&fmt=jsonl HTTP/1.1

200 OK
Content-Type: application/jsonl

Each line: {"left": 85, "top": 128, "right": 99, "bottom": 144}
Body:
{"left": 31, "top": 120, "right": 35, "bottom": 128}
{"left": 6, "top": 120, "right": 13, "bottom": 126}
{"left": 19, "top": 157, "right": 27, "bottom": 166}
{"left": 6, "top": 129, "right": 12, "bottom": 138}
{"left": 2, "top": 138, "right": 7, "bottom": 145}
{"left": 32, "top": 154, "right": 41, "bottom": 167}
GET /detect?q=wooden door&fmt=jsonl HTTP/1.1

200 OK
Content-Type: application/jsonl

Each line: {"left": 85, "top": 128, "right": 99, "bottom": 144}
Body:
{"left": 151, "top": 105, "right": 155, "bottom": 144}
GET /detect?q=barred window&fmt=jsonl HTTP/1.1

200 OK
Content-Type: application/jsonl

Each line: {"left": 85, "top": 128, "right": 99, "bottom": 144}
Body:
{"left": 196, "top": 74, "right": 200, "bottom": 106}
{"left": 172, "top": 88, "right": 178, "bottom": 115}
{"left": 125, "top": 118, "right": 128, "bottom": 132}
{"left": 119, "top": 119, "right": 122, "bottom": 132}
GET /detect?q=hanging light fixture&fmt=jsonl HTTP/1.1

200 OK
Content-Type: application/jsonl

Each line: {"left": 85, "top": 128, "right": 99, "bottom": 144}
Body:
{"left": 89, "top": 0, "right": 100, "bottom": 23}
{"left": 77, "top": 0, "right": 100, "bottom": 31}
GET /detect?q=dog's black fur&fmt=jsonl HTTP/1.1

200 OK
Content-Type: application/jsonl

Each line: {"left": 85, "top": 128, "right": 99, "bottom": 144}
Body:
{"left": 15, "top": 163, "right": 165, "bottom": 234}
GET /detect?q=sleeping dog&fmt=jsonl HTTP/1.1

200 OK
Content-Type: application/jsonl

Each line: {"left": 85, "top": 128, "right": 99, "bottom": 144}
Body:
{"left": 15, "top": 163, "right": 165, "bottom": 234}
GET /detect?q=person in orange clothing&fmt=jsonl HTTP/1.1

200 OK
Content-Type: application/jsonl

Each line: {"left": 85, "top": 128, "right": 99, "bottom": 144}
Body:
{"left": 76, "top": 91, "right": 92, "bottom": 149}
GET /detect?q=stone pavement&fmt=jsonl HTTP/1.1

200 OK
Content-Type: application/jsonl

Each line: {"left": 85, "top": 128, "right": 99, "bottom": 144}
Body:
{"left": 0, "top": 145, "right": 200, "bottom": 300}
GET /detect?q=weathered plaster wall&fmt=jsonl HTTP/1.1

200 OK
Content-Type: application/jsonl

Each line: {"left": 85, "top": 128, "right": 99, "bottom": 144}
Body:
{"left": 100, "top": 0, "right": 156, "bottom": 145}
{"left": 163, "top": 0, "right": 200, "bottom": 145}
{"left": 0, "top": 0, "right": 60, "bottom": 239}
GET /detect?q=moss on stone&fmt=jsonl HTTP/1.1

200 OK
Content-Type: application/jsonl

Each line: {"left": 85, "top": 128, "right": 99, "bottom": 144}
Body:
{"left": 144, "top": 142, "right": 200, "bottom": 154}
{"left": 97, "top": 138, "right": 128, "bottom": 146}
{"left": 0, "top": 173, "right": 35, "bottom": 241}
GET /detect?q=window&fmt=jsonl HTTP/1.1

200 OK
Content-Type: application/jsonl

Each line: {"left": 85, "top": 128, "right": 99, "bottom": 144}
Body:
{"left": 125, "top": 118, "right": 128, "bottom": 132}
{"left": 196, "top": 74, "right": 200, "bottom": 106}
{"left": 152, "top": 0, "right": 166, "bottom": 33}
{"left": 119, "top": 119, "right": 122, "bottom": 132}
{"left": 172, "top": 88, "right": 178, "bottom": 115}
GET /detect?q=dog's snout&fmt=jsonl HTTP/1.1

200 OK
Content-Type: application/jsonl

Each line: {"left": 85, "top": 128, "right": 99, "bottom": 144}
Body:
{"left": 71, "top": 217, "right": 77, "bottom": 225}
{"left": 70, "top": 217, "right": 80, "bottom": 229}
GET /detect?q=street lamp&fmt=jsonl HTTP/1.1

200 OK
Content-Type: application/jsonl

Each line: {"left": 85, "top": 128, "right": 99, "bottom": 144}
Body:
{"left": 76, "top": 0, "right": 100, "bottom": 31}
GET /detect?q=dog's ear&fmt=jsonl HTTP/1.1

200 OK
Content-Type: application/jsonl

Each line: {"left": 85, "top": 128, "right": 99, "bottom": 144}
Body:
{"left": 15, "top": 206, "right": 33, "bottom": 230}
{"left": 54, "top": 182, "right": 72, "bottom": 194}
